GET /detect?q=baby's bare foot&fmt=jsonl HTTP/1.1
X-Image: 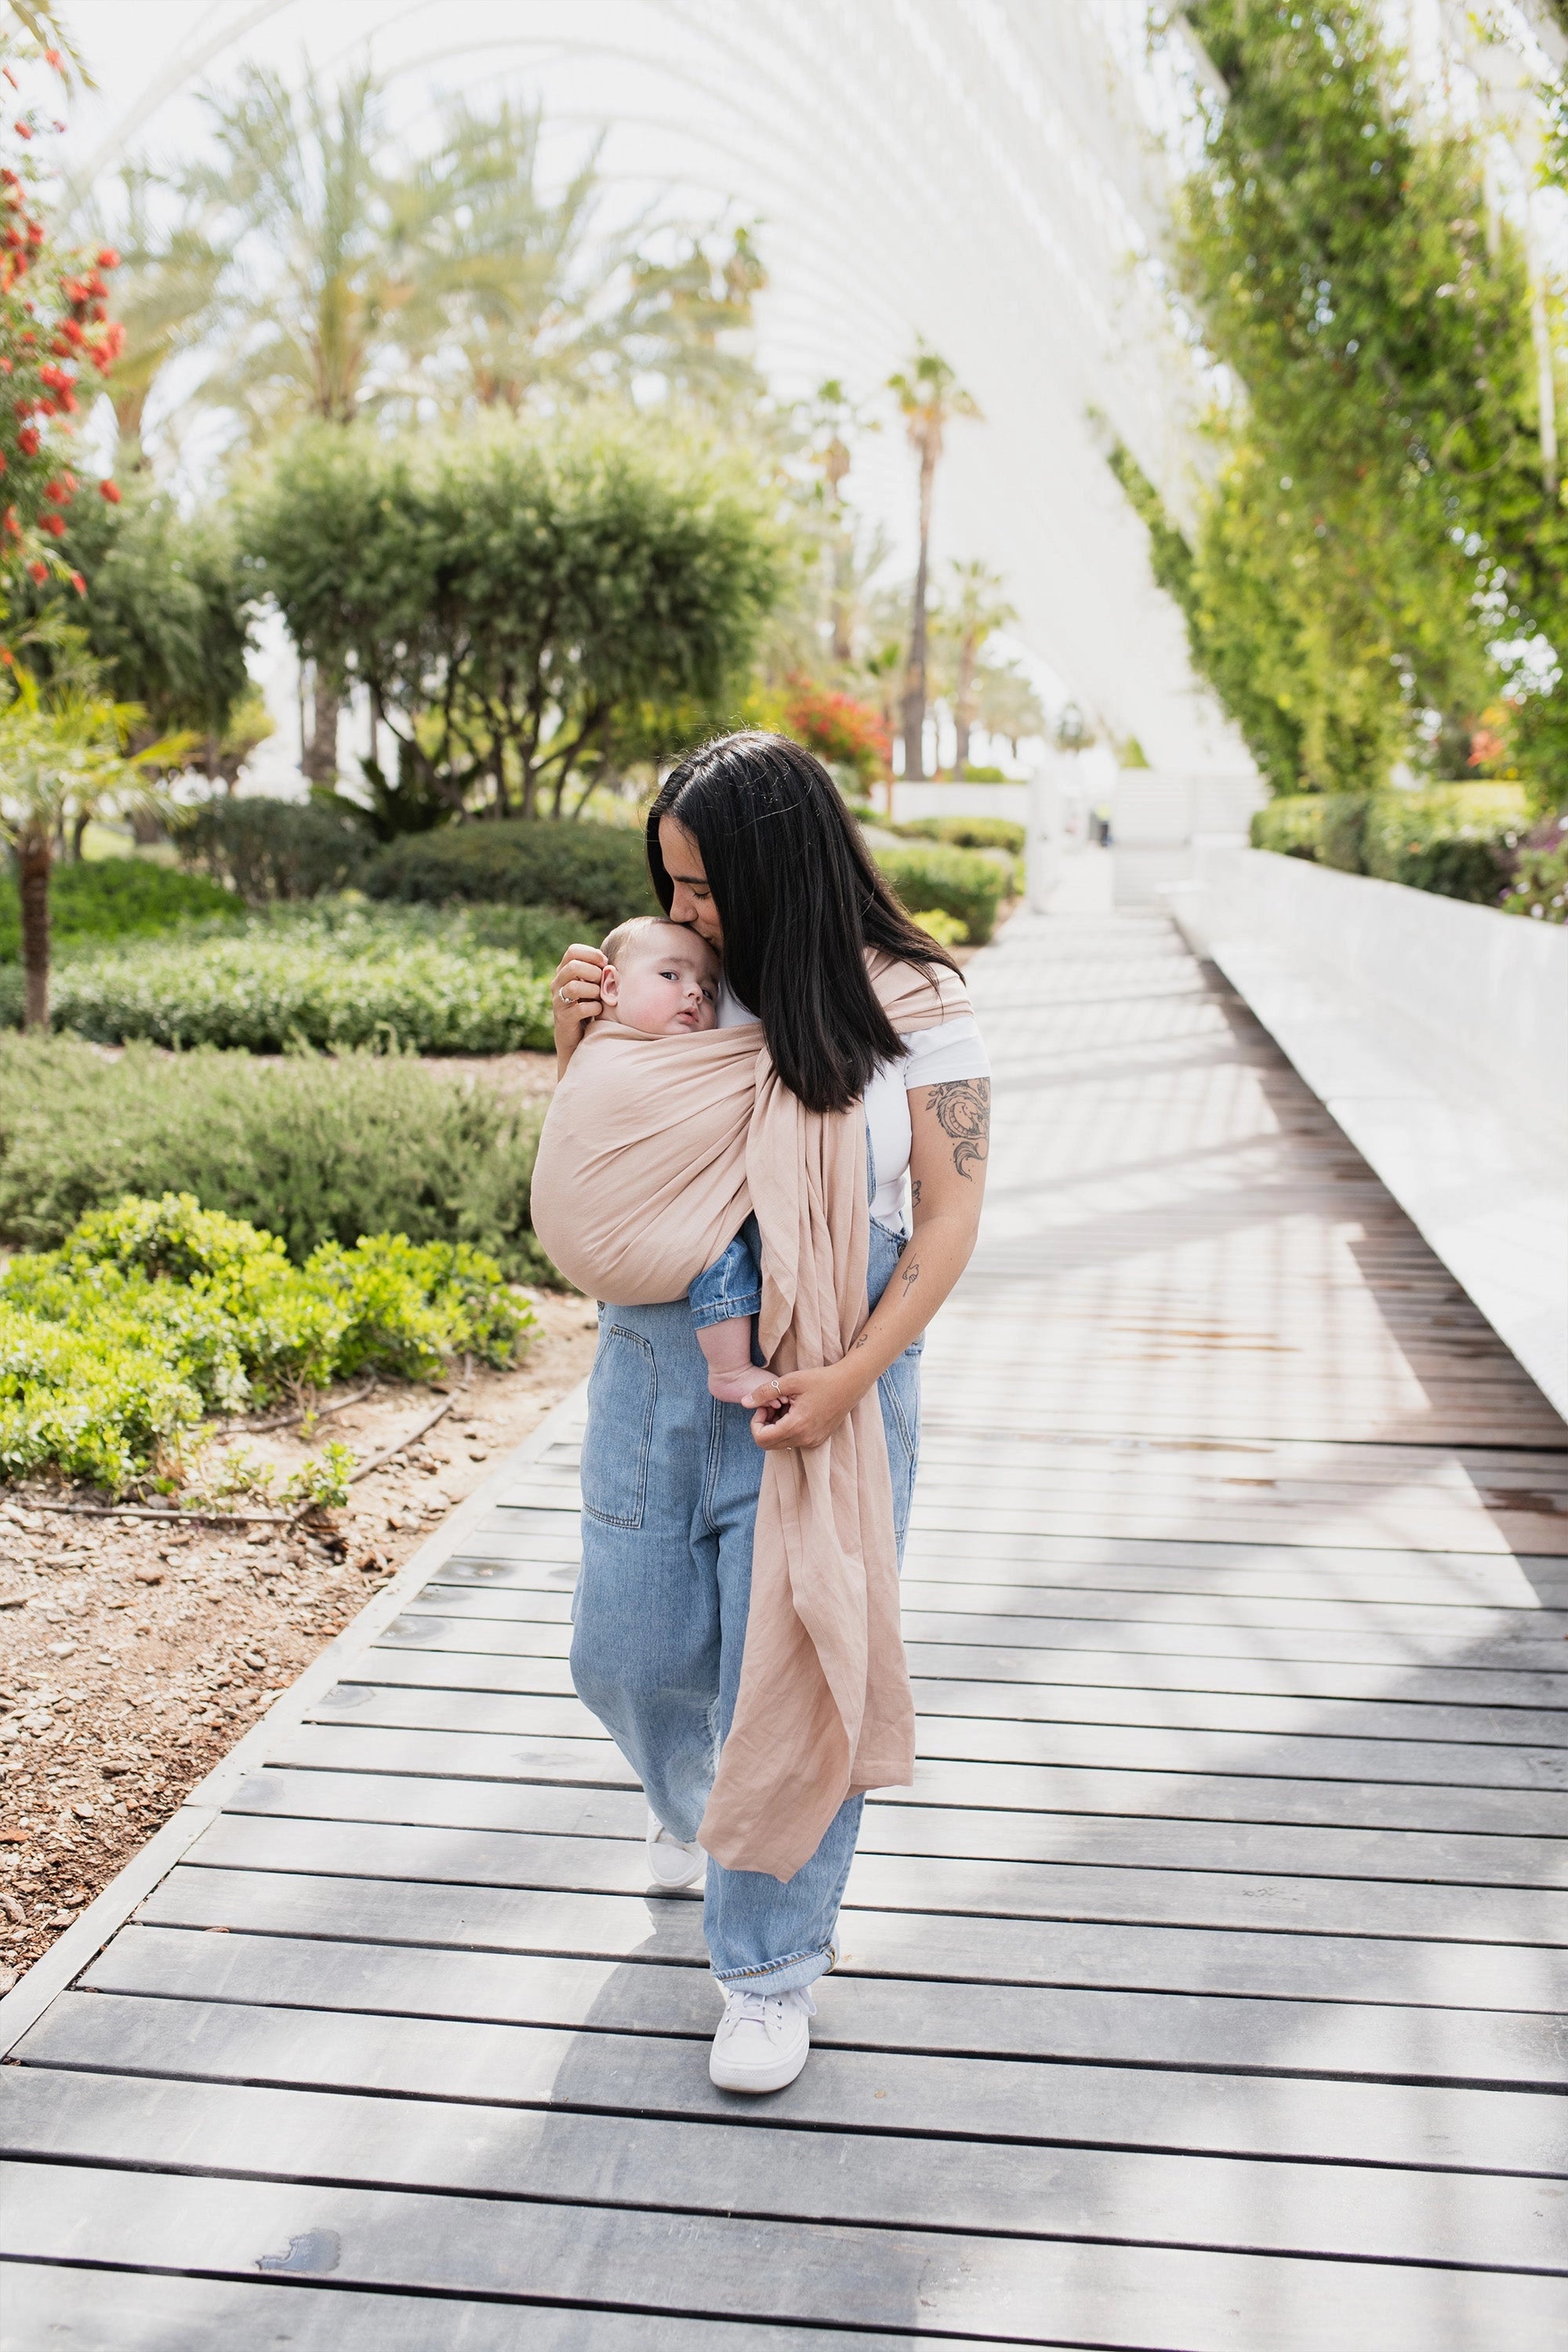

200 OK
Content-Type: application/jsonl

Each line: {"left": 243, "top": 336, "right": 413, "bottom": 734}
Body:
{"left": 707, "top": 1366, "right": 768, "bottom": 1406}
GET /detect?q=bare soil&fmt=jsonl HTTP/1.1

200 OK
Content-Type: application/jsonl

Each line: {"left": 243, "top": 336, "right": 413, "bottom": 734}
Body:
{"left": 0, "top": 1290, "right": 598, "bottom": 1995}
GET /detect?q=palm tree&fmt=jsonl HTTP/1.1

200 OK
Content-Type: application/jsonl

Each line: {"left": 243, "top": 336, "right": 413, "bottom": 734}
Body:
{"left": 0, "top": 662, "right": 189, "bottom": 1026}
{"left": 392, "top": 96, "right": 612, "bottom": 416}
{"left": 976, "top": 656, "right": 1047, "bottom": 761}
{"left": 79, "top": 166, "right": 226, "bottom": 471}
{"left": 805, "top": 378, "right": 880, "bottom": 662}
{"left": 943, "top": 559, "right": 1015, "bottom": 775}
{"left": 887, "top": 343, "right": 980, "bottom": 779}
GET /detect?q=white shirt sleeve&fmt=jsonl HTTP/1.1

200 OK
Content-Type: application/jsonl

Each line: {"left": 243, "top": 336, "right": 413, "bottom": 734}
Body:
{"left": 898, "top": 1011, "right": 990, "bottom": 1087}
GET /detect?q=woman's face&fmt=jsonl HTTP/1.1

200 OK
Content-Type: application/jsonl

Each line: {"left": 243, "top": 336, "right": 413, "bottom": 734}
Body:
{"left": 659, "top": 815, "right": 723, "bottom": 950}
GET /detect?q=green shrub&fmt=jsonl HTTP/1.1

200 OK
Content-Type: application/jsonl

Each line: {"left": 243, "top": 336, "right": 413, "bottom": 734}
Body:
{"left": 1253, "top": 786, "right": 1530, "bottom": 903}
{"left": 908, "top": 907, "right": 967, "bottom": 947}
{"left": 366, "top": 820, "right": 658, "bottom": 927}
{"left": 0, "top": 910, "right": 556, "bottom": 1055}
{"left": 0, "top": 1034, "right": 550, "bottom": 1276}
{"left": 893, "top": 815, "right": 1025, "bottom": 855}
{"left": 0, "top": 1191, "right": 535, "bottom": 1490}
{"left": 180, "top": 796, "right": 374, "bottom": 902}
{"left": 0, "top": 858, "right": 241, "bottom": 959}
{"left": 872, "top": 842, "right": 1007, "bottom": 943}
{"left": 1501, "top": 831, "right": 1568, "bottom": 923}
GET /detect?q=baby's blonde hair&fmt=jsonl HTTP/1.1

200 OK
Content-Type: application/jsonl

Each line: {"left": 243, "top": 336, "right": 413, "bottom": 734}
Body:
{"left": 600, "top": 915, "right": 716, "bottom": 971}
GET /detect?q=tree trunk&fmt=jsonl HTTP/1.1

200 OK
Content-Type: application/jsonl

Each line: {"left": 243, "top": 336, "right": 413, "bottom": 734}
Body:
{"left": 902, "top": 440, "right": 937, "bottom": 780}
{"left": 18, "top": 836, "right": 51, "bottom": 1031}
{"left": 954, "top": 637, "right": 976, "bottom": 777}
{"left": 302, "top": 666, "right": 339, "bottom": 786}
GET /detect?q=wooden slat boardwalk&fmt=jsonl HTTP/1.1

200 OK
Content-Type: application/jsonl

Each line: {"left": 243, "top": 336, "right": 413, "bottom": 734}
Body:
{"left": 3, "top": 879, "right": 1567, "bottom": 2349}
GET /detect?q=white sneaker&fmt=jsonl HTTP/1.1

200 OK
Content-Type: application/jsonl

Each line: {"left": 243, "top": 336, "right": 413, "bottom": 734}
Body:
{"left": 644, "top": 1806, "right": 706, "bottom": 1892}
{"left": 709, "top": 1986, "right": 816, "bottom": 2093}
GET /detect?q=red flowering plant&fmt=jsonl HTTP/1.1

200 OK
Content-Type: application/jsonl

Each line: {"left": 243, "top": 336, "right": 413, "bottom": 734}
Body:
{"left": 782, "top": 674, "right": 891, "bottom": 786}
{"left": 0, "top": 45, "right": 123, "bottom": 616}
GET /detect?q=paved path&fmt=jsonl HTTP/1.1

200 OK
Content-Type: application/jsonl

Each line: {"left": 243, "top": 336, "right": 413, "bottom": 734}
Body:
{"left": 2, "top": 891, "right": 1566, "bottom": 2348}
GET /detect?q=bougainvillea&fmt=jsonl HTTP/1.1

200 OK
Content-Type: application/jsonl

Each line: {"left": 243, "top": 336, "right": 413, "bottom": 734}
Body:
{"left": 782, "top": 674, "right": 891, "bottom": 783}
{"left": 0, "top": 45, "right": 123, "bottom": 609}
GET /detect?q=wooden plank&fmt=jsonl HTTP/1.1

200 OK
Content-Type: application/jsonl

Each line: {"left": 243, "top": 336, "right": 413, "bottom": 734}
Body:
{"left": 4, "top": 2065, "right": 1561, "bottom": 2275}
{"left": 390, "top": 1609, "right": 1568, "bottom": 1706}
{"left": 225, "top": 1766, "right": 1568, "bottom": 1889}
{"left": 0, "top": 2265, "right": 892, "bottom": 2352}
{"left": 80, "top": 1926, "right": 1568, "bottom": 2089}
{"left": 20, "top": 1992, "right": 1568, "bottom": 2180}
{"left": 309, "top": 1679, "right": 1568, "bottom": 1791}
{"left": 266, "top": 1719, "right": 1568, "bottom": 1836}
{"left": 137, "top": 1867, "right": 1568, "bottom": 2011}
{"left": 8, "top": 2163, "right": 1565, "bottom": 2350}
{"left": 359, "top": 1642, "right": 1568, "bottom": 1748}
{"left": 175, "top": 1810, "right": 1568, "bottom": 1948}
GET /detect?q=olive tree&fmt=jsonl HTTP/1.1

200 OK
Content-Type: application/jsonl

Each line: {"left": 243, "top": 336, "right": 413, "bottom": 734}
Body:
{"left": 242, "top": 419, "right": 784, "bottom": 824}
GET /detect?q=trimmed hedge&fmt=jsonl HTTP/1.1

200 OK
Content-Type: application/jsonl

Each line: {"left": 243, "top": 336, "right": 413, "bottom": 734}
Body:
{"left": 180, "top": 796, "right": 374, "bottom": 902}
{"left": 0, "top": 1033, "right": 552, "bottom": 1276}
{"left": 0, "top": 911, "right": 555, "bottom": 1055}
{"left": 366, "top": 820, "right": 659, "bottom": 927}
{"left": 892, "top": 815, "right": 1025, "bottom": 855}
{"left": 0, "top": 857, "right": 240, "bottom": 958}
{"left": 1251, "top": 786, "right": 1530, "bottom": 904}
{"left": 873, "top": 841, "right": 1007, "bottom": 943}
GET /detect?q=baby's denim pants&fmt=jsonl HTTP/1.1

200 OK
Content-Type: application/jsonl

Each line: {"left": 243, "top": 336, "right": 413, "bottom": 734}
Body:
{"left": 687, "top": 1214, "right": 763, "bottom": 1340}
{"left": 569, "top": 1215, "right": 920, "bottom": 1993}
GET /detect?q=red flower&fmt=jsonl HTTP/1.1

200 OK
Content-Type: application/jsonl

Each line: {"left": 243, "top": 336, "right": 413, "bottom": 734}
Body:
{"left": 17, "top": 426, "right": 40, "bottom": 455}
{"left": 98, "top": 478, "right": 120, "bottom": 504}
{"left": 96, "top": 247, "right": 120, "bottom": 271}
{"left": 39, "top": 513, "right": 65, "bottom": 536}
{"left": 44, "top": 49, "right": 63, "bottom": 71}
{"left": 13, "top": 122, "right": 30, "bottom": 140}
{"left": 42, "top": 477, "right": 67, "bottom": 502}
{"left": 68, "top": 570, "right": 84, "bottom": 597}
{"left": 26, "top": 558, "right": 47, "bottom": 582}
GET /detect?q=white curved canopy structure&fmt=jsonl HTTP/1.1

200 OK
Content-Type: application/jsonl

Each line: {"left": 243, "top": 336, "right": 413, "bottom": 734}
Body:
{"left": 64, "top": 0, "right": 1258, "bottom": 775}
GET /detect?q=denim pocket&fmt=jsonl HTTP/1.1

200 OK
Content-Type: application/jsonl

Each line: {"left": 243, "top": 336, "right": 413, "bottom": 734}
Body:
{"left": 580, "top": 1323, "right": 657, "bottom": 1530}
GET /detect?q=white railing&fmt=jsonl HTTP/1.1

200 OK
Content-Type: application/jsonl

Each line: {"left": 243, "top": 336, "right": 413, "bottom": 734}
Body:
{"left": 1169, "top": 846, "right": 1568, "bottom": 1421}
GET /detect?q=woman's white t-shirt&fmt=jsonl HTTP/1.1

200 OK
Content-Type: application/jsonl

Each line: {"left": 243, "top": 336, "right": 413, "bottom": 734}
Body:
{"left": 717, "top": 983, "right": 989, "bottom": 1236}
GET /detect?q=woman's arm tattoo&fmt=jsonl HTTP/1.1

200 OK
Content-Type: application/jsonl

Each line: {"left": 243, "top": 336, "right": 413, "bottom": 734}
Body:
{"left": 909, "top": 1178, "right": 922, "bottom": 1209}
{"left": 898, "top": 1254, "right": 921, "bottom": 1298}
{"left": 924, "top": 1078, "right": 990, "bottom": 1179}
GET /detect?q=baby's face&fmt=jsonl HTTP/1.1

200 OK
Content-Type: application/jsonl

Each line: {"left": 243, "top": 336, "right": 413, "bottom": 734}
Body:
{"left": 605, "top": 930, "right": 720, "bottom": 1034}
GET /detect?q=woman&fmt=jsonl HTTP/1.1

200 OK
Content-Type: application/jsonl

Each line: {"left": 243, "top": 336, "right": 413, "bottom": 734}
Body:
{"left": 550, "top": 732, "right": 989, "bottom": 2092}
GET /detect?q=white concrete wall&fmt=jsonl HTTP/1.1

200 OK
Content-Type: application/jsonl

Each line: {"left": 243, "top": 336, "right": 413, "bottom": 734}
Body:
{"left": 1171, "top": 847, "right": 1568, "bottom": 1423}
{"left": 887, "top": 782, "right": 1028, "bottom": 823}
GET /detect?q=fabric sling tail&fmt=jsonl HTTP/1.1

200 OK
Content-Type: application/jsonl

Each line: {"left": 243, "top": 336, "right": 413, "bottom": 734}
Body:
{"left": 699, "top": 1073, "right": 916, "bottom": 1881}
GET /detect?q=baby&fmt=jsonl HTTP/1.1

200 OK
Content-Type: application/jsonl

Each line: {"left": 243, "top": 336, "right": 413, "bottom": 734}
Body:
{"left": 597, "top": 916, "right": 764, "bottom": 1404}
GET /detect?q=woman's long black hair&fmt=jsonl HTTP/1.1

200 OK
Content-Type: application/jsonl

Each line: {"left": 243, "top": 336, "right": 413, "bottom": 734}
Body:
{"left": 646, "top": 731, "right": 958, "bottom": 1115}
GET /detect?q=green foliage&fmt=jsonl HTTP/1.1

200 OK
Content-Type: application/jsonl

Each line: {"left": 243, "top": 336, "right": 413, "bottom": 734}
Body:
{"left": 0, "top": 856, "right": 239, "bottom": 959}
{"left": 892, "top": 815, "right": 1024, "bottom": 855}
{"left": 179, "top": 794, "right": 374, "bottom": 901}
{"left": 1501, "top": 833, "right": 1568, "bottom": 923}
{"left": 1252, "top": 785, "right": 1530, "bottom": 902}
{"left": 1123, "top": 2, "right": 1568, "bottom": 797}
{"left": 872, "top": 841, "right": 1006, "bottom": 943}
{"left": 241, "top": 419, "right": 784, "bottom": 819}
{"left": 11, "top": 486, "right": 255, "bottom": 744}
{"left": 0, "top": 904, "right": 556, "bottom": 1054}
{"left": 0, "top": 1191, "right": 534, "bottom": 1489}
{"left": 365, "top": 818, "right": 657, "bottom": 927}
{"left": 906, "top": 907, "right": 967, "bottom": 947}
{"left": 0, "top": 1033, "right": 551, "bottom": 1275}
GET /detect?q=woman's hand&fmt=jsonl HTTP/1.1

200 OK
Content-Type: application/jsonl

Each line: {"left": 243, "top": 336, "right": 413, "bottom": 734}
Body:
{"left": 552, "top": 943, "right": 608, "bottom": 1076}
{"left": 744, "top": 1362, "right": 868, "bottom": 1452}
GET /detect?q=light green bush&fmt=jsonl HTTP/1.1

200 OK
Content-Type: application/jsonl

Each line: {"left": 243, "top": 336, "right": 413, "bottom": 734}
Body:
{"left": 0, "top": 858, "right": 241, "bottom": 960}
{"left": 0, "top": 1192, "right": 536, "bottom": 1490}
{"left": 873, "top": 841, "right": 1007, "bottom": 943}
{"left": 0, "top": 1033, "right": 550, "bottom": 1276}
{"left": 366, "top": 819, "right": 659, "bottom": 926}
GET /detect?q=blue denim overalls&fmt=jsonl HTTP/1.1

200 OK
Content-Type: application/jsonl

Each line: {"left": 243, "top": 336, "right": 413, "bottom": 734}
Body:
{"left": 569, "top": 1141, "right": 920, "bottom": 1993}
